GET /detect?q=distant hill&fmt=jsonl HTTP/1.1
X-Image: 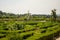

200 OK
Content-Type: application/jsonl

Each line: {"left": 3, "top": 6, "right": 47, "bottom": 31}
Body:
{"left": 0, "top": 11, "right": 60, "bottom": 18}
{"left": 0, "top": 11, "right": 19, "bottom": 18}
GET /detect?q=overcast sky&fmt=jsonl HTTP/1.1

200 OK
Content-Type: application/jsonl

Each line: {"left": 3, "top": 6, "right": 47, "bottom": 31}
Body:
{"left": 0, "top": 0, "right": 60, "bottom": 14}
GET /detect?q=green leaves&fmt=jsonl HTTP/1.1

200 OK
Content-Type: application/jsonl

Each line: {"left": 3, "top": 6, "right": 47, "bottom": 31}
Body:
{"left": 0, "top": 21, "right": 60, "bottom": 40}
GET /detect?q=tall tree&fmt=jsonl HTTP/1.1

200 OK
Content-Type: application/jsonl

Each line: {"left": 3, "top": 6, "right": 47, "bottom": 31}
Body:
{"left": 24, "top": 10, "right": 31, "bottom": 21}
{"left": 51, "top": 9, "right": 57, "bottom": 21}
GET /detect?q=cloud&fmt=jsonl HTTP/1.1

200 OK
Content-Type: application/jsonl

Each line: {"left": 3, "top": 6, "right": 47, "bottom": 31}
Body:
{"left": 0, "top": 0, "right": 60, "bottom": 14}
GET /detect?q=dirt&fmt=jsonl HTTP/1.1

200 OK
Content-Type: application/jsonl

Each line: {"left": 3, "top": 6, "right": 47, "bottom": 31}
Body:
{"left": 56, "top": 37, "right": 60, "bottom": 40}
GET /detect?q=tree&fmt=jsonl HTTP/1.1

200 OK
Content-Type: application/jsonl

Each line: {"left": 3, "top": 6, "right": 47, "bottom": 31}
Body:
{"left": 51, "top": 9, "right": 57, "bottom": 21}
{"left": 24, "top": 10, "right": 31, "bottom": 21}
{"left": 0, "top": 11, "right": 2, "bottom": 14}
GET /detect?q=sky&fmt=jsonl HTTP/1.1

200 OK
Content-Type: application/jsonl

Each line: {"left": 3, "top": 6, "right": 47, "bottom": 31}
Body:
{"left": 0, "top": 0, "right": 60, "bottom": 15}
